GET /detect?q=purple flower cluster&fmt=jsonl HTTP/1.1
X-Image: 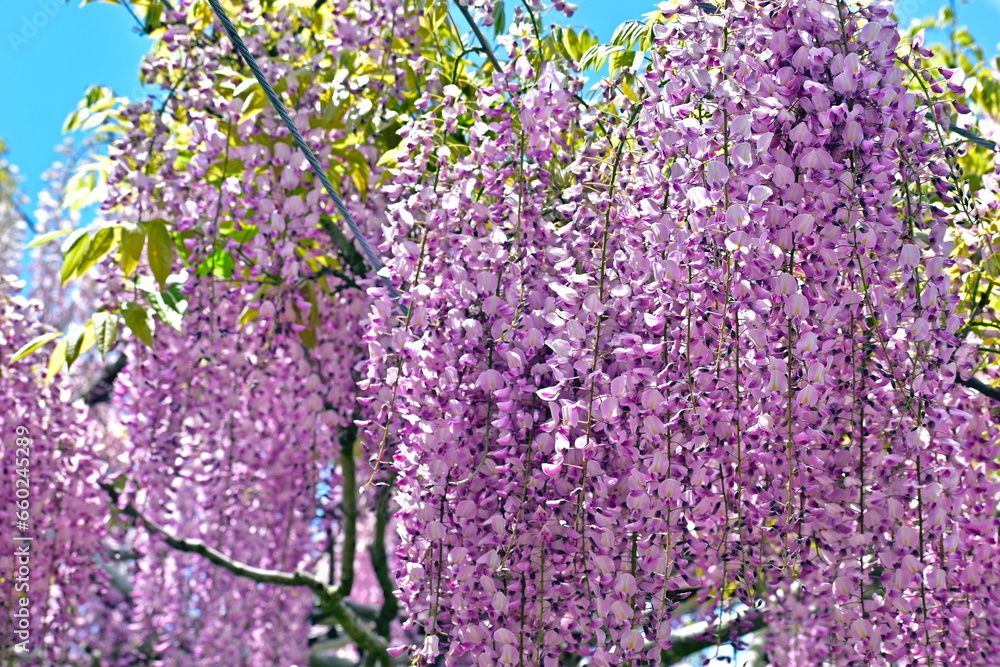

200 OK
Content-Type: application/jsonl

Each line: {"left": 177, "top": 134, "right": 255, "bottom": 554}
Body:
{"left": 362, "top": 1, "right": 1000, "bottom": 664}
{"left": 7, "top": 0, "right": 1000, "bottom": 664}
{"left": 0, "top": 278, "right": 112, "bottom": 664}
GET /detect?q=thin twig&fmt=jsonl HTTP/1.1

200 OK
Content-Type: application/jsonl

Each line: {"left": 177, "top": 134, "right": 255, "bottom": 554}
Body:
{"left": 121, "top": 0, "right": 148, "bottom": 34}
{"left": 453, "top": 1, "right": 501, "bottom": 71}
{"left": 16, "top": 205, "right": 35, "bottom": 233}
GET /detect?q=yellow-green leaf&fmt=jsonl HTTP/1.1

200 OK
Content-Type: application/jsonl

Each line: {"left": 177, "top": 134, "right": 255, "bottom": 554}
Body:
{"left": 344, "top": 149, "right": 371, "bottom": 196}
{"left": 146, "top": 220, "right": 174, "bottom": 289}
{"left": 79, "top": 226, "right": 118, "bottom": 277}
{"left": 238, "top": 306, "right": 260, "bottom": 328}
{"left": 26, "top": 229, "right": 73, "bottom": 249}
{"left": 93, "top": 312, "right": 119, "bottom": 359}
{"left": 376, "top": 143, "right": 407, "bottom": 168}
{"left": 120, "top": 224, "right": 145, "bottom": 277}
{"left": 61, "top": 234, "right": 92, "bottom": 285}
{"left": 122, "top": 302, "right": 154, "bottom": 347}
{"left": 620, "top": 80, "right": 639, "bottom": 103}
{"left": 985, "top": 253, "right": 1000, "bottom": 278}
{"left": 46, "top": 339, "right": 67, "bottom": 382}
{"left": 65, "top": 325, "right": 86, "bottom": 367}
{"left": 9, "top": 331, "right": 63, "bottom": 364}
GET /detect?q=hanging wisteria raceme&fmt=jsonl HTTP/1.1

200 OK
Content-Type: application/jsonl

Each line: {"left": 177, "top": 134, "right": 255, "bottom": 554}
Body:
{"left": 0, "top": 275, "right": 114, "bottom": 665}
{"left": 43, "top": 0, "right": 418, "bottom": 664}
{"left": 361, "top": 0, "right": 1000, "bottom": 665}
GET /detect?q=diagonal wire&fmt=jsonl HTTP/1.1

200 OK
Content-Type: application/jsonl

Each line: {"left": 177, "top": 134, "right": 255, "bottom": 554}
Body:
{"left": 205, "top": 0, "right": 402, "bottom": 305}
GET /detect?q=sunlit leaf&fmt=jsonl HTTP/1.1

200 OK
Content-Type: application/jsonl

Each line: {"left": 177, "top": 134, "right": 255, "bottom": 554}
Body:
{"left": 10, "top": 331, "right": 63, "bottom": 364}
{"left": 26, "top": 229, "right": 73, "bottom": 249}
{"left": 62, "top": 233, "right": 92, "bottom": 285}
{"left": 46, "top": 339, "right": 67, "bottom": 382}
{"left": 146, "top": 219, "right": 174, "bottom": 289}
{"left": 93, "top": 312, "right": 119, "bottom": 360}
{"left": 122, "top": 302, "right": 154, "bottom": 347}
{"left": 120, "top": 223, "right": 146, "bottom": 277}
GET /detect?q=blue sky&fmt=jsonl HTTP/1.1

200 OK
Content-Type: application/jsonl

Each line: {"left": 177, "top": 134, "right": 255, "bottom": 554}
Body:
{"left": 0, "top": 1, "right": 151, "bottom": 209}
{"left": 0, "top": 0, "right": 998, "bottom": 221}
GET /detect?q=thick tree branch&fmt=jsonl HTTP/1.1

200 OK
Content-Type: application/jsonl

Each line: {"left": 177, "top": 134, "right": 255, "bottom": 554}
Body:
{"left": 91, "top": 553, "right": 133, "bottom": 598}
{"left": 81, "top": 353, "right": 128, "bottom": 405}
{"left": 338, "top": 417, "right": 359, "bottom": 598}
{"left": 101, "top": 481, "right": 333, "bottom": 594}
{"left": 743, "top": 630, "right": 770, "bottom": 667}
{"left": 99, "top": 482, "right": 391, "bottom": 662}
{"left": 959, "top": 375, "right": 1000, "bottom": 402}
{"left": 654, "top": 608, "right": 767, "bottom": 665}
{"left": 369, "top": 476, "right": 399, "bottom": 638}
{"left": 310, "top": 655, "right": 356, "bottom": 667}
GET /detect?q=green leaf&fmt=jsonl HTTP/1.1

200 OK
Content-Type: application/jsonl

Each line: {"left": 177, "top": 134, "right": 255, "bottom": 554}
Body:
{"left": 121, "top": 302, "right": 154, "bottom": 347}
{"left": 146, "top": 220, "right": 174, "bottom": 289}
{"left": 133, "top": 274, "right": 162, "bottom": 293}
{"left": 144, "top": 2, "right": 163, "bottom": 32}
{"left": 238, "top": 306, "right": 260, "bottom": 328}
{"left": 610, "top": 20, "right": 645, "bottom": 49}
{"left": 79, "top": 226, "right": 117, "bottom": 276}
{"left": 120, "top": 224, "right": 145, "bottom": 277}
{"left": 46, "top": 339, "right": 67, "bottom": 382}
{"left": 26, "top": 229, "right": 73, "bottom": 248}
{"left": 219, "top": 222, "right": 258, "bottom": 244}
{"left": 347, "top": 150, "right": 371, "bottom": 196}
{"left": 65, "top": 325, "right": 86, "bottom": 367}
{"left": 62, "top": 233, "right": 92, "bottom": 285}
{"left": 984, "top": 253, "right": 1000, "bottom": 278}
{"left": 376, "top": 143, "right": 407, "bottom": 168}
{"left": 159, "top": 284, "right": 188, "bottom": 312}
{"left": 609, "top": 48, "right": 641, "bottom": 74}
{"left": 147, "top": 290, "right": 184, "bottom": 332}
{"left": 93, "top": 312, "right": 119, "bottom": 360}
{"left": 196, "top": 249, "right": 235, "bottom": 278}
{"left": 493, "top": 0, "right": 505, "bottom": 36}
{"left": 9, "top": 331, "right": 63, "bottom": 364}
{"left": 232, "top": 77, "right": 259, "bottom": 98}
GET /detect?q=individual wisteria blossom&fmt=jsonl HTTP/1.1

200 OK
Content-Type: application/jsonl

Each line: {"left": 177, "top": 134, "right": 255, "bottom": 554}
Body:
{"left": 362, "top": 0, "right": 1000, "bottom": 665}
